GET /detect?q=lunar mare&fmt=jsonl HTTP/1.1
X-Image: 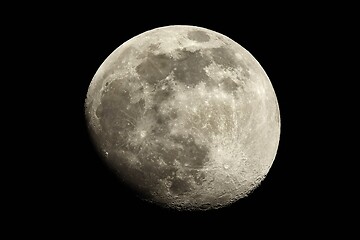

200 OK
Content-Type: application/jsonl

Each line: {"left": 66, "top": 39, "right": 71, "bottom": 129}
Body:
{"left": 85, "top": 25, "right": 280, "bottom": 210}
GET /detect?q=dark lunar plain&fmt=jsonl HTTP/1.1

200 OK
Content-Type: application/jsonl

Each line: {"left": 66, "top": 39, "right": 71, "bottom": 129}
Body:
{"left": 14, "top": 4, "right": 351, "bottom": 236}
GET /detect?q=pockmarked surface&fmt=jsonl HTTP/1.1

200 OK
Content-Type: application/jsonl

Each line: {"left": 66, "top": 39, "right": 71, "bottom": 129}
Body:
{"left": 85, "top": 25, "right": 280, "bottom": 210}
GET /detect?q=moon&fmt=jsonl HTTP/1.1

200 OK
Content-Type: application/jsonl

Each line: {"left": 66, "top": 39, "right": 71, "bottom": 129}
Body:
{"left": 85, "top": 25, "right": 280, "bottom": 211}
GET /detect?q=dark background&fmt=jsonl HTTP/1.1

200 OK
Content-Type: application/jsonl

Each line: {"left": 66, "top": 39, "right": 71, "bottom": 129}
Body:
{"left": 12, "top": 3, "right": 352, "bottom": 236}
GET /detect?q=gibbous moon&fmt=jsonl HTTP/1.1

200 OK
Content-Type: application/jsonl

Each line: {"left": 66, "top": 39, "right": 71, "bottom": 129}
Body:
{"left": 85, "top": 25, "right": 280, "bottom": 210}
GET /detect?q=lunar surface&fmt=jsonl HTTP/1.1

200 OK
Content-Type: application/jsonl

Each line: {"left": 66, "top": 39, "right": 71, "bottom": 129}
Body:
{"left": 85, "top": 25, "right": 280, "bottom": 210}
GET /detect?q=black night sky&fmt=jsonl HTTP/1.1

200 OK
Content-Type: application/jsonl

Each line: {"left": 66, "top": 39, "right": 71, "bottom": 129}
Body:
{"left": 14, "top": 3, "right": 349, "bottom": 236}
